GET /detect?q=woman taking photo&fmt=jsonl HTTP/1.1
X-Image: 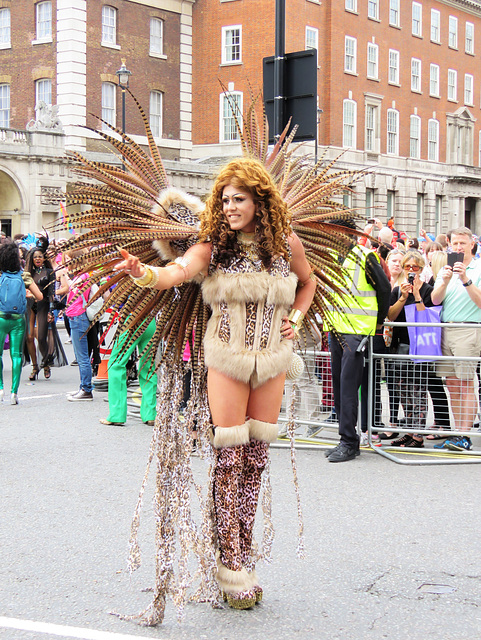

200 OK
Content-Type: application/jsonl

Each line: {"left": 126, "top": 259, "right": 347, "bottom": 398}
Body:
{"left": 0, "top": 241, "right": 43, "bottom": 403}
{"left": 117, "top": 157, "right": 316, "bottom": 610}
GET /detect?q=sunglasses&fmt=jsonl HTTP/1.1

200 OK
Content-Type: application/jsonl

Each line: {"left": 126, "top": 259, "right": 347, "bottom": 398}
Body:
{"left": 404, "top": 264, "right": 421, "bottom": 271}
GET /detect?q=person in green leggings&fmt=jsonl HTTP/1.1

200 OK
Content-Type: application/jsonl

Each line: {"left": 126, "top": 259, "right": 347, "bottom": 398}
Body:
{"left": 99, "top": 317, "right": 157, "bottom": 426}
{"left": 0, "top": 241, "right": 43, "bottom": 404}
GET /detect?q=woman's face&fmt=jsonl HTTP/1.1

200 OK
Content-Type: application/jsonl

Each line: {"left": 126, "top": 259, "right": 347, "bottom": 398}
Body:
{"left": 33, "top": 251, "right": 45, "bottom": 268}
{"left": 403, "top": 259, "right": 422, "bottom": 281}
{"left": 387, "top": 253, "right": 403, "bottom": 277}
{"left": 222, "top": 184, "right": 257, "bottom": 233}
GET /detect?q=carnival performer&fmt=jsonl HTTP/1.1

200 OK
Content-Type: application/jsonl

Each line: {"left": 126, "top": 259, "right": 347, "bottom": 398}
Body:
{"left": 116, "top": 157, "right": 316, "bottom": 609}
{"left": 0, "top": 241, "right": 43, "bottom": 404}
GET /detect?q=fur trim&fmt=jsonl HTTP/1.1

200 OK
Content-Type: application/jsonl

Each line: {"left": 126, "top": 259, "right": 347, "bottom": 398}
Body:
{"left": 248, "top": 418, "right": 278, "bottom": 443}
{"left": 152, "top": 187, "right": 204, "bottom": 262}
{"left": 204, "top": 337, "right": 293, "bottom": 388}
{"left": 213, "top": 422, "right": 250, "bottom": 448}
{"left": 202, "top": 272, "right": 297, "bottom": 307}
{"left": 216, "top": 553, "right": 255, "bottom": 593}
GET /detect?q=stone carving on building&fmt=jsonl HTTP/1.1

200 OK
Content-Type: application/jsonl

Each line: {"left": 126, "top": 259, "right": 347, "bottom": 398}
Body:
{"left": 40, "top": 186, "right": 64, "bottom": 206}
{"left": 27, "top": 102, "right": 64, "bottom": 133}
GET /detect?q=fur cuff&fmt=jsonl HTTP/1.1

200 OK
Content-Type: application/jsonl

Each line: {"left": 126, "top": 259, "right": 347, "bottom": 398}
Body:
{"left": 216, "top": 555, "right": 255, "bottom": 593}
{"left": 213, "top": 422, "right": 250, "bottom": 449}
{"left": 248, "top": 418, "right": 279, "bottom": 443}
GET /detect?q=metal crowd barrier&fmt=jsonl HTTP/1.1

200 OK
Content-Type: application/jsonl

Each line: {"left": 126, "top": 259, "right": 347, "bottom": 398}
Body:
{"left": 275, "top": 322, "right": 481, "bottom": 465}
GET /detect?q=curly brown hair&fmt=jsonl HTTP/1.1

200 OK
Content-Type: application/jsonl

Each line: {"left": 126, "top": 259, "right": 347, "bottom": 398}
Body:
{"left": 200, "top": 157, "right": 292, "bottom": 268}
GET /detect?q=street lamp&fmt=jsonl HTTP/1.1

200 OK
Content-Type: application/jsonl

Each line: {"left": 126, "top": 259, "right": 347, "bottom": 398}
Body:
{"left": 116, "top": 58, "right": 131, "bottom": 134}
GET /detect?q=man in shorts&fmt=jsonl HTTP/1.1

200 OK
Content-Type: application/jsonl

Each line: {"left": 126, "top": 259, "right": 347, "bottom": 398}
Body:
{"left": 432, "top": 227, "right": 481, "bottom": 451}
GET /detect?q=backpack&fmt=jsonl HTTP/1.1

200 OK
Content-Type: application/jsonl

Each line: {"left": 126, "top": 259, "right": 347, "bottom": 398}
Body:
{"left": 0, "top": 271, "right": 27, "bottom": 314}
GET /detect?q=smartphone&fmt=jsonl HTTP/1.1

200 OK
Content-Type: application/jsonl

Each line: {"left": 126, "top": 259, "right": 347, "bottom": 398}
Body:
{"left": 447, "top": 252, "right": 464, "bottom": 268}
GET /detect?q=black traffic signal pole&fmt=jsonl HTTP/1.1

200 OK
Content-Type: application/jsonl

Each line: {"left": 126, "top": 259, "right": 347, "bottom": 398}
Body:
{"left": 274, "top": 0, "right": 285, "bottom": 141}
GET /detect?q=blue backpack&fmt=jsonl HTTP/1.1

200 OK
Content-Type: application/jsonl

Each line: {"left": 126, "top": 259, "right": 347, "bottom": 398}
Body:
{"left": 0, "top": 271, "right": 27, "bottom": 314}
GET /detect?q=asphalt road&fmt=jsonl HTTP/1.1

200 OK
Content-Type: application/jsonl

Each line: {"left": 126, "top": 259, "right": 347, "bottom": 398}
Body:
{"left": 1, "top": 328, "right": 481, "bottom": 640}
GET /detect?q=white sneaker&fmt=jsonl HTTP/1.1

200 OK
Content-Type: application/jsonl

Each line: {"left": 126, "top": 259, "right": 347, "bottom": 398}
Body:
{"left": 11, "top": 393, "right": 18, "bottom": 405}
{"left": 360, "top": 433, "right": 369, "bottom": 447}
{"left": 0, "top": 389, "right": 4, "bottom": 402}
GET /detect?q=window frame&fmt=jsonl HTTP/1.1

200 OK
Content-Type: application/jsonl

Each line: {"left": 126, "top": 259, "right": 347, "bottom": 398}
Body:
{"left": 365, "top": 104, "right": 375, "bottom": 152}
{"left": 306, "top": 26, "right": 319, "bottom": 65}
{"left": 0, "top": 83, "right": 10, "bottom": 128}
{"left": 343, "top": 98, "right": 357, "bottom": 149}
{"left": 101, "top": 82, "right": 116, "bottom": 131}
{"left": 464, "top": 73, "right": 474, "bottom": 106}
{"left": 368, "top": 0, "right": 379, "bottom": 21}
{"left": 344, "top": 36, "right": 357, "bottom": 74}
{"left": 428, "top": 118, "right": 439, "bottom": 162}
{"left": 149, "top": 90, "right": 163, "bottom": 138}
{"left": 387, "top": 108, "right": 399, "bottom": 156}
{"left": 101, "top": 5, "right": 117, "bottom": 46}
{"left": 430, "top": 9, "right": 440, "bottom": 43}
{"left": 150, "top": 17, "right": 164, "bottom": 56}
{"left": 412, "top": 2, "right": 422, "bottom": 37}
{"left": 388, "top": 49, "right": 400, "bottom": 85}
{"left": 449, "top": 16, "right": 458, "bottom": 49}
{"left": 367, "top": 42, "right": 379, "bottom": 80}
{"left": 36, "top": 1, "right": 52, "bottom": 42}
{"left": 409, "top": 114, "right": 421, "bottom": 159}
{"left": 221, "top": 25, "right": 242, "bottom": 65}
{"left": 411, "top": 58, "right": 421, "bottom": 93}
{"left": 430, "top": 63, "right": 440, "bottom": 97}
{"left": 0, "top": 7, "right": 11, "bottom": 48}
{"left": 220, "top": 91, "right": 243, "bottom": 142}
{"left": 389, "top": 0, "right": 400, "bottom": 28}
{"left": 448, "top": 69, "right": 457, "bottom": 102}
{"left": 466, "top": 22, "right": 474, "bottom": 55}
{"left": 345, "top": 0, "right": 357, "bottom": 12}
{"left": 35, "top": 78, "right": 52, "bottom": 107}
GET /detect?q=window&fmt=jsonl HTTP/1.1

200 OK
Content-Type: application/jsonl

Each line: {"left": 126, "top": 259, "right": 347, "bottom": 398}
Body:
{"left": 365, "top": 188, "right": 375, "bottom": 219}
{"left": 149, "top": 91, "right": 162, "bottom": 137}
{"left": 431, "top": 9, "right": 440, "bottom": 43}
{"left": 101, "top": 82, "right": 116, "bottom": 131}
{"left": 465, "top": 74, "right": 474, "bottom": 105}
{"left": 0, "top": 8, "right": 11, "bottom": 47}
{"left": 365, "top": 104, "right": 375, "bottom": 151}
{"left": 387, "top": 109, "right": 399, "bottom": 155}
{"left": 428, "top": 119, "right": 439, "bottom": 161}
{"left": 416, "top": 193, "right": 424, "bottom": 234}
{"left": 412, "top": 2, "right": 422, "bottom": 37}
{"left": 343, "top": 99, "right": 356, "bottom": 148}
{"left": 449, "top": 16, "right": 458, "bottom": 48}
{"left": 150, "top": 18, "right": 163, "bottom": 55}
{"left": 222, "top": 26, "right": 242, "bottom": 64}
{"left": 368, "top": 0, "right": 378, "bottom": 20}
{"left": 387, "top": 190, "right": 396, "bottom": 218}
{"left": 410, "top": 115, "right": 421, "bottom": 158}
{"left": 345, "top": 0, "right": 357, "bottom": 12}
{"left": 435, "top": 195, "right": 442, "bottom": 235}
{"left": 221, "top": 92, "right": 242, "bottom": 142}
{"left": 101, "top": 6, "right": 117, "bottom": 45}
{"left": 411, "top": 58, "right": 421, "bottom": 92}
{"left": 430, "top": 64, "right": 439, "bottom": 97}
{"left": 389, "top": 0, "right": 400, "bottom": 27}
{"left": 367, "top": 43, "right": 378, "bottom": 80}
{"left": 36, "top": 1, "right": 52, "bottom": 41}
{"left": 0, "top": 84, "right": 10, "bottom": 128}
{"left": 466, "top": 22, "right": 474, "bottom": 54}
{"left": 345, "top": 36, "right": 357, "bottom": 73}
{"left": 35, "top": 79, "right": 52, "bottom": 106}
{"left": 448, "top": 69, "right": 457, "bottom": 101}
{"left": 389, "top": 50, "right": 399, "bottom": 84}
{"left": 306, "top": 27, "right": 318, "bottom": 64}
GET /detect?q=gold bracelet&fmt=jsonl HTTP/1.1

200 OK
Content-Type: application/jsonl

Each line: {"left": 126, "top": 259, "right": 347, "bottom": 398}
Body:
{"left": 131, "top": 265, "right": 154, "bottom": 287}
{"left": 288, "top": 308, "right": 305, "bottom": 335}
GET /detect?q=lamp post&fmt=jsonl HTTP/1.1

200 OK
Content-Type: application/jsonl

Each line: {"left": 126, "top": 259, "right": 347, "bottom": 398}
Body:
{"left": 116, "top": 58, "right": 132, "bottom": 136}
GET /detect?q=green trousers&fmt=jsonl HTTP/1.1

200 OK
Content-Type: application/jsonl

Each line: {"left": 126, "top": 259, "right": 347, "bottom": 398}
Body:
{"left": 106, "top": 318, "right": 157, "bottom": 423}
{"left": 0, "top": 312, "right": 26, "bottom": 394}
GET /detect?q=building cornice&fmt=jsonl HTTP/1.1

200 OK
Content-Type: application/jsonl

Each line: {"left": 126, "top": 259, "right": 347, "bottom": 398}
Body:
{"left": 435, "top": 0, "right": 481, "bottom": 18}
{"left": 125, "top": 0, "right": 195, "bottom": 13}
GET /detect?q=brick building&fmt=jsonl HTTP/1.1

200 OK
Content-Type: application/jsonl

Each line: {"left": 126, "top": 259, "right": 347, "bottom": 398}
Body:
{"left": 0, "top": 0, "right": 211, "bottom": 237}
{"left": 191, "top": 0, "right": 481, "bottom": 236}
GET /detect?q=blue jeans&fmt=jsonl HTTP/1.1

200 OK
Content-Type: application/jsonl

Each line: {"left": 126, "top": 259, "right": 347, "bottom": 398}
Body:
{"left": 69, "top": 312, "right": 92, "bottom": 393}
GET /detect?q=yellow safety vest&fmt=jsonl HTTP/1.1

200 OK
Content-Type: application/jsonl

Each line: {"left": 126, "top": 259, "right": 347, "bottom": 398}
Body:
{"left": 324, "top": 245, "right": 379, "bottom": 335}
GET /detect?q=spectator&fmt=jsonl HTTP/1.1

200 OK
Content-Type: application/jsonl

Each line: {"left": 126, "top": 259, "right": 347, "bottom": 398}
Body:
{"left": 432, "top": 226, "right": 481, "bottom": 451}
{"left": 323, "top": 219, "right": 391, "bottom": 462}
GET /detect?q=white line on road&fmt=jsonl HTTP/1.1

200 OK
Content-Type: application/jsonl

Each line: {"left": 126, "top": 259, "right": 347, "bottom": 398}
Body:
{"left": 0, "top": 616, "right": 155, "bottom": 640}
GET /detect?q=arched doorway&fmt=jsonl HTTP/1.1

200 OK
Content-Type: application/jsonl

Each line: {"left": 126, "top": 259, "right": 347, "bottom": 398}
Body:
{"left": 0, "top": 169, "right": 23, "bottom": 238}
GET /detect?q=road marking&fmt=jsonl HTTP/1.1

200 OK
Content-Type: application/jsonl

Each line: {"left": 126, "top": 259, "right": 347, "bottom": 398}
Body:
{"left": 16, "top": 393, "right": 69, "bottom": 401}
{"left": 0, "top": 616, "right": 156, "bottom": 640}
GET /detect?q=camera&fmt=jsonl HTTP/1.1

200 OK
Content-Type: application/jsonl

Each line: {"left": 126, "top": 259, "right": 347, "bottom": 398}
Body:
{"left": 408, "top": 272, "right": 415, "bottom": 285}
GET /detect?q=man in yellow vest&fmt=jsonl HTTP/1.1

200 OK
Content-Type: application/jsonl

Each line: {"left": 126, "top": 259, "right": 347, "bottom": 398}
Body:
{"left": 324, "top": 219, "right": 391, "bottom": 462}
